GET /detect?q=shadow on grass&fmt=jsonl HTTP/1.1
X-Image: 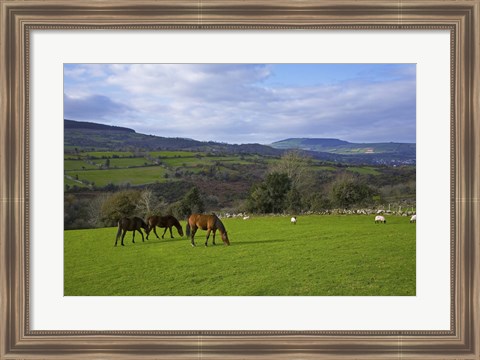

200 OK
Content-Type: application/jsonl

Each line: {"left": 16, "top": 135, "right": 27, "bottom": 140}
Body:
{"left": 115, "top": 238, "right": 286, "bottom": 247}
{"left": 146, "top": 237, "right": 187, "bottom": 243}
{"left": 115, "top": 237, "right": 189, "bottom": 247}
{"left": 228, "top": 239, "right": 287, "bottom": 246}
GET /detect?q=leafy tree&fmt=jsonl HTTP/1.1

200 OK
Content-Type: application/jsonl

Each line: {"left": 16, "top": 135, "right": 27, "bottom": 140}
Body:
{"left": 331, "top": 174, "right": 374, "bottom": 208}
{"left": 64, "top": 194, "right": 91, "bottom": 229}
{"left": 247, "top": 172, "right": 291, "bottom": 213}
{"left": 306, "top": 192, "right": 333, "bottom": 212}
{"left": 183, "top": 187, "right": 205, "bottom": 213}
{"left": 268, "top": 150, "right": 316, "bottom": 211}
{"left": 170, "top": 187, "right": 205, "bottom": 219}
{"left": 286, "top": 187, "right": 303, "bottom": 213}
{"left": 100, "top": 189, "right": 141, "bottom": 226}
{"left": 248, "top": 185, "right": 273, "bottom": 214}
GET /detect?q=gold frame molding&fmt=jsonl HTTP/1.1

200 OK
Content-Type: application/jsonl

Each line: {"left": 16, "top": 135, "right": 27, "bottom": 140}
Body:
{"left": 1, "top": 0, "right": 479, "bottom": 358}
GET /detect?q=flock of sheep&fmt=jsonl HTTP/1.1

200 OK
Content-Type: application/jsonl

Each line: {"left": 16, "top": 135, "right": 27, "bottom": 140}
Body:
{"left": 287, "top": 214, "right": 416, "bottom": 225}
{"left": 374, "top": 214, "right": 416, "bottom": 224}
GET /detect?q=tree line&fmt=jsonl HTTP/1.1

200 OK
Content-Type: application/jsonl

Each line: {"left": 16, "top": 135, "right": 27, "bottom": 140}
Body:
{"left": 64, "top": 151, "right": 415, "bottom": 229}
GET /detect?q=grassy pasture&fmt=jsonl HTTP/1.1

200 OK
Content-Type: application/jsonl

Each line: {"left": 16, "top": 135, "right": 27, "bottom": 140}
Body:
{"left": 64, "top": 177, "right": 85, "bottom": 188}
{"left": 64, "top": 151, "right": 270, "bottom": 189}
{"left": 107, "top": 157, "right": 155, "bottom": 168}
{"left": 86, "top": 151, "right": 136, "bottom": 158}
{"left": 64, "top": 215, "right": 415, "bottom": 296}
{"left": 64, "top": 160, "right": 99, "bottom": 171}
{"left": 67, "top": 166, "right": 168, "bottom": 187}
{"left": 65, "top": 151, "right": 136, "bottom": 159}
{"left": 65, "top": 157, "right": 156, "bottom": 171}
{"left": 63, "top": 150, "right": 391, "bottom": 190}
{"left": 345, "top": 166, "right": 381, "bottom": 175}
{"left": 149, "top": 151, "right": 204, "bottom": 158}
{"left": 161, "top": 155, "right": 257, "bottom": 167}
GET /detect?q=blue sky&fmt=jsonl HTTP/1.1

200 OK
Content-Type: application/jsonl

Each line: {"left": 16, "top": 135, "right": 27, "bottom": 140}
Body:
{"left": 64, "top": 63, "right": 416, "bottom": 144}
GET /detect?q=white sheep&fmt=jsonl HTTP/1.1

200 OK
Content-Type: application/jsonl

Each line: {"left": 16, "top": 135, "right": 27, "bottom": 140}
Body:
{"left": 374, "top": 215, "right": 386, "bottom": 224}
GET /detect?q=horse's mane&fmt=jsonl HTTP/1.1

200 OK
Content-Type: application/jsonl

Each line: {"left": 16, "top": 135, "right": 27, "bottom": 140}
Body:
{"left": 171, "top": 216, "right": 181, "bottom": 227}
{"left": 213, "top": 215, "right": 226, "bottom": 233}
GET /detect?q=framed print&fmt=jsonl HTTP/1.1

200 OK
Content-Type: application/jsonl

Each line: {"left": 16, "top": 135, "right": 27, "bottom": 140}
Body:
{"left": 1, "top": 0, "right": 479, "bottom": 359}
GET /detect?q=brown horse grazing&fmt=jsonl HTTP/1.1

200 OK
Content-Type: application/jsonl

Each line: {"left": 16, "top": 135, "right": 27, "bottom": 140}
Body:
{"left": 185, "top": 213, "right": 230, "bottom": 247}
{"left": 115, "top": 217, "right": 149, "bottom": 247}
{"left": 146, "top": 215, "right": 184, "bottom": 240}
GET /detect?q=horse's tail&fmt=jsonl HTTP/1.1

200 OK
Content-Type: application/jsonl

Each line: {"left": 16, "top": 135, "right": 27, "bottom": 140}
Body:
{"left": 185, "top": 222, "right": 190, "bottom": 237}
{"left": 116, "top": 220, "right": 122, "bottom": 242}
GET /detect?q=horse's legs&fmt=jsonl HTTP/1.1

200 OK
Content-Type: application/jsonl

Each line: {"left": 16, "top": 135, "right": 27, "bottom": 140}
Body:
{"left": 205, "top": 229, "right": 211, "bottom": 247}
{"left": 121, "top": 230, "right": 127, "bottom": 246}
{"left": 212, "top": 230, "right": 216, "bottom": 245}
{"left": 146, "top": 225, "right": 153, "bottom": 240}
{"left": 190, "top": 227, "right": 197, "bottom": 247}
{"left": 168, "top": 226, "right": 174, "bottom": 239}
{"left": 153, "top": 226, "right": 160, "bottom": 239}
{"left": 139, "top": 229, "right": 145, "bottom": 242}
{"left": 132, "top": 230, "right": 135, "bottom": 243}
{"left": 162, "top": 227, "right": 168, "bottom": 239}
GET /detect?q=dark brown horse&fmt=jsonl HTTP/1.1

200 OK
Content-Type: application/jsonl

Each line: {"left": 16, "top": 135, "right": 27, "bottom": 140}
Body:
{"left": 115, "top": 217, "right": 149, "bottom": 246}
{"left": 185, "top": 213, "right": 230, "bottom": 247}
{"left": 146, "top": 215, "right": 184, "bottom": 240}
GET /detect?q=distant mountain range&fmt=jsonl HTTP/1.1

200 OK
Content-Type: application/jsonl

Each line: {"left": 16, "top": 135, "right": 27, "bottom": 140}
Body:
{"left": 271, "top": 137, "right": 416, "bottom": 156}
{"left": 64, "top": 119, "right": 281, "bottom": 156}
{"left": 64, "top": 119, "right": 415, "bottom": 165}
{"left": 65, "top": 119, "right": 136, "bottom": 133}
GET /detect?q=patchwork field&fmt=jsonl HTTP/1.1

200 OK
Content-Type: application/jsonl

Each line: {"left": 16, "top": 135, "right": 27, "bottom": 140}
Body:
{"left": 64, "top": 149, "right": 411, "bottom": 190}
{"left": 64, "top": 150, "right": 268, "bottom": 188}
{"left": 66, "top": 166, "right": 169, "bottom": 187}
{"left": 64, "top": 215, "right": 415, "bottom": 296}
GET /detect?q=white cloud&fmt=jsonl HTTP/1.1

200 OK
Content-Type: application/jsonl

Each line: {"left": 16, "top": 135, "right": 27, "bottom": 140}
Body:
{"left": 64, "top": 64, "right": 416, "bottom": 144}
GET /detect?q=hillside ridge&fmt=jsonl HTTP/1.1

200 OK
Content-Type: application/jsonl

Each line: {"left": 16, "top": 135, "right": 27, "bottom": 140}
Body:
{"left": 271, "top": 137, "right": 415, "bottom": 156}
{"left": 64, "top": 119, "right": 415, "bottom": 165}
{"left": 65, "top": 119, "right": 136, "bottom": 133}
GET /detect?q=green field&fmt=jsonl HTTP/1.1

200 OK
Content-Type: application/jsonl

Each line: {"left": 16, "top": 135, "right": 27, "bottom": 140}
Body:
{"left": 345, "top": 166, "right": 381, "bottom": 175}
{"left": 149, "top": 151, "right": 204, "bottom": 158}
{"left": 64, "top": 215, "right": 415, "bottom": 296}
{"left": 63, "top": 150, "right": 411, "bottom": 191}
{"left": 64, "top": 151, "right": 264, "bottom": 189}
{"left": 161, "top": 155, "right": 256, "bottom": 167}
{"left": 67, "top": 166, "right": 168, "bottom": 187}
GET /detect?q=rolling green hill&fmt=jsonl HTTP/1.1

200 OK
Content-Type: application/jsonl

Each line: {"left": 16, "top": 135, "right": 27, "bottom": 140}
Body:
{"left": 65, "top": 119, "right": 280, "bottom": 156}
{"left": 65, "top": 119, "right": 135, "bottom": 133}
{"left": 270, "top": 138, "right": 415, "bottom": 165}
{"left": 65, "top": 120, "right": 415, "bottom": 165}
{"left": 63, "top": 120, "right": 416, "bottom": 235}
{"left": 271, "top": 137, "right": 416, "bottom": 155}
